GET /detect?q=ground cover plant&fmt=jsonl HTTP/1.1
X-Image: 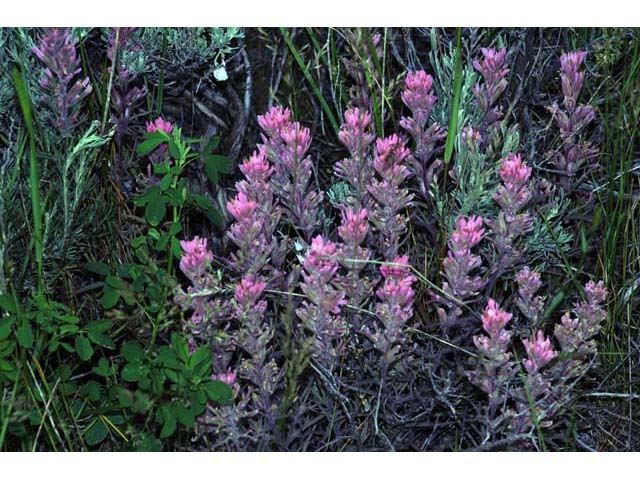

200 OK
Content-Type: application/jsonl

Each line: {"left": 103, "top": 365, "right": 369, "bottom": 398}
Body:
{"left": 0, "top": 27, "right": 639, "bottom": 451}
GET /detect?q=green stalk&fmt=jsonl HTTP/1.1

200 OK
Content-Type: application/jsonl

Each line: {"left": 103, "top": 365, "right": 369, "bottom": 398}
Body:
{"left": 280, "top": 27, "right": 340, "bottom": 137}
{"left": 101, "top": 27, "right": 119, "bottom": 132}
{"left": 444, "top": 28, "right": 463, "bottom": 164}
{"left": 13, "top": 68, "right": 43, "bottom": 294}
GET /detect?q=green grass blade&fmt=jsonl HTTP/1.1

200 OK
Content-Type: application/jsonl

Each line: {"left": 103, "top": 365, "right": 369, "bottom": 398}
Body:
{"left": 444, "top": 28, "right": 463, "bottom": 164}
{"left": 12, "top": 68, "right": 43, "bottom": 294}
{"left": 280, "top": 27, "right": 340, "bottom": 137}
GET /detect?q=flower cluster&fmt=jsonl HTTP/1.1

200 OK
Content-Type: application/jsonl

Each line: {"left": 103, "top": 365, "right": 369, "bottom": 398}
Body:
{"left": 106, "top": 28, "right": 147, "bottom": 178}
{"left": 368, "top": 134, "right": 414, "bottom": 260}
{"left": 365, "top": 256, "right": 417, "bottom": 365}
{"left": 472, "top": 47, "right": 509, "bottom": 132}
{"left": 515, "top": 266, "right": 545, "bottom": 328}
{"left": 549, "top": 51, "right": 598, "bottom": 188}
{"left": 335, "top": 108, "right": 376, "bottom": 209}
{"left": 175, "top": 237, "right": 226, "bottom": 329}
{"left": 296, "top": 235, "right": 347, "bottom": 368}
{"left": 400, "top": 71, "right": 447, "bottom": 201}
{"left": 337, "top": 207, "right": 372, "bottom": 329}
{"left": 32, "top": 28, "right": 92, "bottom": 136}
{"left": 554, "top": 280, "right": 607, "bottom": 362}
{"left": 489, "top": 153, "right": 534, "bottom": 263}
{"left": 523, "top": 331, "right": 557, "bottom": 375}
{"left": 468, "top": 299, "right": 515, "bottom": 411}
{"left": 258, "top": 106, "right": 322, "bottom": 242}
{"left": 437, "top": 216, "right": 486, "bottom": 331}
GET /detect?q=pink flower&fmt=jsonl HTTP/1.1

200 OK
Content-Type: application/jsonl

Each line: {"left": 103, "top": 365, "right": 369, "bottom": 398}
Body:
{"left": 481, "top": 299, "right": 513, "bottom": 337}
{"left": 343, "top": 107, "right": 372, "bottom": 132}
{"left": 523, "top": 330, "right": 557, "bottom": 374}
{"left": 257, "top": 106, "right": 292, "bottom": 136}
{"left": 373, "top": 134, "right": 411, "bottom": 177}
{"left": 226, "top": 192, "right": 257, "bottom": 222}
{"left": 585, "top": 280, "right": 607, "bottom": 305}
{"left": 239, "top": 148, "right": 273, "bottom": 182}
{"left": 338, "top": 107, "right": 375, "bottom": 159}
{"left": 499, "top": 153, "right": 532, "bottom": 189}
{"left": 338, "top": 208, "right": 369, "bottom": 245}
{"left": 516, "top": 267, "right": 541, "bottom": 294}
{"left": 280, "top": 122, "right": 312, "bottom": 157}
{"left": 461, "top": 126, "right": 482, "bottom": 146}
{"left": 213, "top": 369, "right": 237, "bottom": 386}
{"left": 401, "top": 70, "right": 437, "bottom": 113}
{"left": 146, "top": 117, "right": 174, "bottom": 134}
{"left": 451, "top": 215, "right": 485, "bottom": 252}
{"left": 234, "top": 275, "right": 267, "bottom": 306}
{"left": 380, "top": 255, "right": 411, "bottom": 279}
{"left": 304, "top": 235, "right": 339, "bottom": 279}
{"left": 377, "top": 256, "right": 416, "bottom": 307}
{"left": 179, "top": 236, "right": 213, "bottom": 278}
{"left": 473, "top": 47, "right": 508, "bottom": 84}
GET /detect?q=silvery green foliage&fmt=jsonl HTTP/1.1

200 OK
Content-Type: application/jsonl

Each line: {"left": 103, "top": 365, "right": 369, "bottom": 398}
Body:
{"left": 524, "top": 196, "right": 573, "bottom": 267}
{"left": 138, "top": 28, "right": 244, "bottom": 84}
{"left": 0, "top": 31, "right": 14, "bottom": 118}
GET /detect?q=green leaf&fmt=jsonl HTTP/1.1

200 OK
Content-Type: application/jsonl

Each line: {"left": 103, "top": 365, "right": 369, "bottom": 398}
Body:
{"left": 122, "top": 341, "right": 145, "bottom": 362}
{"left": 88, "top": 331, "right": 116, "bottom": 350}
{"left": 93, "top": 357, "right": 110, "bottom": 377}
{"left": 444, "top": 28, "right": 462, "bottom": 165}
{"left": 0, "top": 317, "right": 14, "bottom": 341}
{"left": 191, "top": 193, "right": 223, "bottom": 228}
{"left": 102, "top": 287, "right": 120, "bottom": 309}
{"left": 174, "top": 403, "right": 195, "bottom": 427}
{"left": 84, "top": 261, "right": 111, "bottom": 276}
{"left": 137, "top": 136, "right": 166, "bottom": 156}
{"left": 204, "top": 380, "right": 233, "bottom": 405}
{"left": 159, "top": 173, "right": 172, "bottom": 191}
{"left": 86, "top": 319, "right": 112, "bottom": 335}
{"left": 544, "top": 291, "right": 566, "bottom": 320}
{"left": 75, "top": 336, "right": 94, "bottom": 361}
{"left": 105, "top": 275, "right": 126, "bottom": 290}
{"left": 122, "top": 363, "right": 144, "bottom": 382}
{"left": 84, "top": 419, "right": 108, "bottom": 446}
{"left": 168, "top": 221, "right": 182, "bottom": 237}
{"left": 0, "top": 294, "right": 17, "bottom": 314}
{"left": 145, "top": 198, "right": 167, "bottom": 227}
{"left": 135, "top": 433, "right": 162, "bottom": 452}
{"left": 204, "top": 154, "right": 232, "bottom": 185}
{"left": 0, "top": 358, "right": 15, "bottom": 373}
{"left": 135, "top": 186, "right": 161, "bottom": 207}
{"left": 16, "top": 321, "right": 34, "bottom": 348}
{"left": 168, "top": 139, "right": 181, "bottom": 161}
{"left": 160, "top": 411, "right": 177, "bottom": 439}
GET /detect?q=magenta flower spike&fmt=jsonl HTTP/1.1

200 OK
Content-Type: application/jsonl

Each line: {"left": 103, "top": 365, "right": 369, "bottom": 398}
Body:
{"left": 523, "top": 331, "right": 557, "bottom": 374}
